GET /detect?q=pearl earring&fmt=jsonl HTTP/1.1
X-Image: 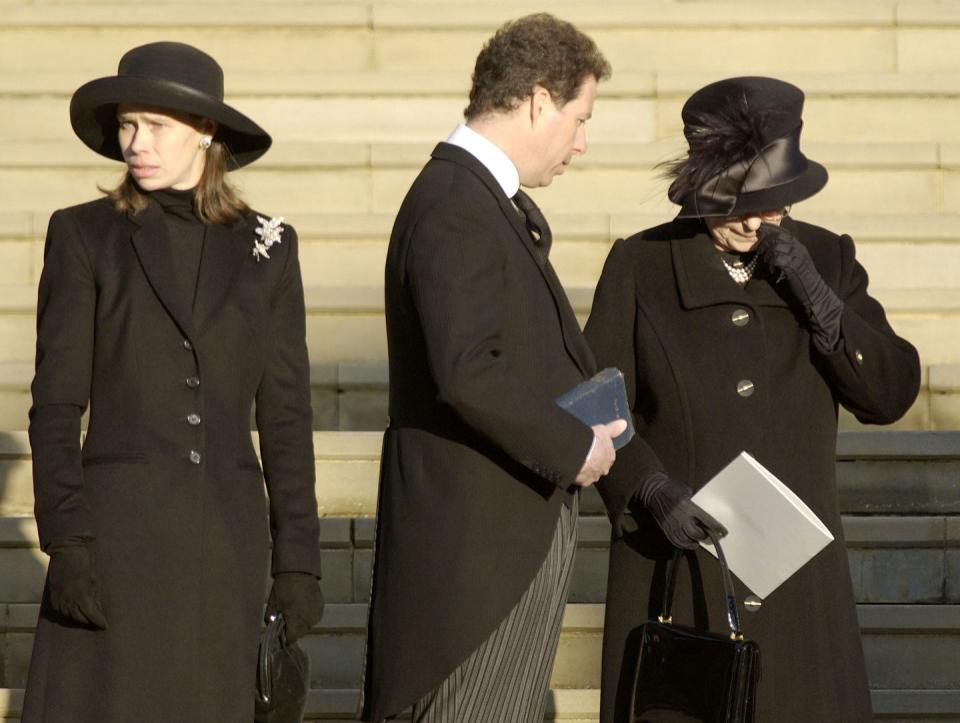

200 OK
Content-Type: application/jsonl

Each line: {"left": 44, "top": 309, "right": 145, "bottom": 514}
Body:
{"left": 199, "top": 137, "right": 212, "bottom": 150}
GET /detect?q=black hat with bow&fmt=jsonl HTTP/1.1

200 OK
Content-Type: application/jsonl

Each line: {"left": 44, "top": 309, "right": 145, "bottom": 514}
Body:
{"left": 667, "top": 76, "right": 828, "bottom": 218}
{"left": 70, "top": 41, "right": 271, "bottom": 169}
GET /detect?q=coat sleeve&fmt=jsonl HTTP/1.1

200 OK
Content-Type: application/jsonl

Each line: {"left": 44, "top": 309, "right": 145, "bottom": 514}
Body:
{"left": 29, "top": 210, "right": 97, "bottom": 550}
{"left": 583, "top": 238, "right": 668, "bottom": 528}
{"left": 255, "top": 226, "right": 322, "bottom": 577}
{"left": 815, "top": 233, "right": 921, "bottom": 424}
{"left": 405, "top": 201, "right": 594, "bottom": 489}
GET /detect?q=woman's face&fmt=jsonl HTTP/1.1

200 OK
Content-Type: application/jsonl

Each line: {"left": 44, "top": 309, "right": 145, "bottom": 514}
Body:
{"left": 117, "top": 104, "right": 213, "bottom": 191}
{"left": 706, "top": 210, "right": 784, "bottom": 253}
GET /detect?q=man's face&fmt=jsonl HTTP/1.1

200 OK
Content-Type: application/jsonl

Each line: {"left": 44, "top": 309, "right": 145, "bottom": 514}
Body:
{"left": 523, "top": 75, "right": 598, "bottom": 188}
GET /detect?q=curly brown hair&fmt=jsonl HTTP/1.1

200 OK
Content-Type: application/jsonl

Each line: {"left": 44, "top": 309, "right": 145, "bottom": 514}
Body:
{"left": 464, "top": 13, "right": 611, "bottom": 120}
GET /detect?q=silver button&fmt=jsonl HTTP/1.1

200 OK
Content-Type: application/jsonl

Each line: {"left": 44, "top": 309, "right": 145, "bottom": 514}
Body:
{"left": 737, "top": 380, "right": 755, "bottom": 397}
{"left": 186, "top": 376, "right": 200, "bottom": 389}
{"left": 744, "top": 595, "right": 762, "bottom": 612}
{"left": 183, "top": 339, "right": 193, "bottom": 351}
{"left": 189, "top": 450, "right": 202, "bottom": 464}
{"left": 855, "top": 350, "right": 864, "bottom": 364}
{"left": 187, "top": 413, "right": 201, "bottom": 426}
{"left": 731, "top": 309, "right": 750, "bottom": 327}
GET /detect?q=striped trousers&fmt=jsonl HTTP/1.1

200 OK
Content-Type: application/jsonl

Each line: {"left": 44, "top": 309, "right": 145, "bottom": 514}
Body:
{"left": 411, "top": 494, "right": 579, "bottom": 723}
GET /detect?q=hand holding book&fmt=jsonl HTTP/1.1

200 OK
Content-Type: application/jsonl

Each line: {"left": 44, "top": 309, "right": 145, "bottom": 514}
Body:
{"left": 556, "top": 368, "right": 636, "bottom": 487}
{"left": 575, "top": 419, "right": 628, "bottom": 487}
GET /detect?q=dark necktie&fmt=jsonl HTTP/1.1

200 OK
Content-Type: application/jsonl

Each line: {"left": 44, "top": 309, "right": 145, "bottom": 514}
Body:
{"left": 513, "top": 189, "right": 553, "bottom": 261}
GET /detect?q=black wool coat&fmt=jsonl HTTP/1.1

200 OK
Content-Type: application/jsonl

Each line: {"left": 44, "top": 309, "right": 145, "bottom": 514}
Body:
{"left": 23, "top": 197, "right": 321, "bottom": 723}
{"left": 584, "top": 217, "right": 921, "bottom": 723}
{"left": 360, "top": 143, "right": 597, "bottom": 722}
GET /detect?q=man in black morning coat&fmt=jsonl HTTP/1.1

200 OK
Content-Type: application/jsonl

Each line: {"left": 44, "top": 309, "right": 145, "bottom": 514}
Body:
{"left": 360, "top": 14, "right": 618, "bottom": 723}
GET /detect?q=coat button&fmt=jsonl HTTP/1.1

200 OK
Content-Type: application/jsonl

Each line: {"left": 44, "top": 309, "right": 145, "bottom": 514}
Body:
{"left": 737, "top": 379, "right": 755, "bottom": 397}
{"left": 187, "top": 413, "right": 201, "bottom": 426}
{"left": 731, "top": 309, "right": 750, "bottom": 327}
{"left": 189, "top": 450, "right": 202, "bottom": 464}
{"left": 855, "top": 350, "right": 864, "bottom": 365}
{"left": 183, "top": 339, "right": 193, "bottom": 351}
{"left": 186, "top": 376, "right": 200, "bottom": 389}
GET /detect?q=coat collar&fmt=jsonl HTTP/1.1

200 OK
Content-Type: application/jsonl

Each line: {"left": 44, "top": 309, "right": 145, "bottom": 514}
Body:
{"left": 670, "top": 217, "right": 791, "bottom": 310}
{"left": 192, "top": 218, "right": 250, "bottom": 337}
{"left": 127, "top": 200, "right": 250, "bottom": 342}
{"left": 128, "top": 200, "right": 196, "bottom": 341}
{"left": 430, "top": 142, "right": 596, "bottom": 377}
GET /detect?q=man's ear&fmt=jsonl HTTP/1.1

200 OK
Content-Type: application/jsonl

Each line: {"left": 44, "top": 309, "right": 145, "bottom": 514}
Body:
{"left": 529, "top": 85, "right": 553, "bottom": 127}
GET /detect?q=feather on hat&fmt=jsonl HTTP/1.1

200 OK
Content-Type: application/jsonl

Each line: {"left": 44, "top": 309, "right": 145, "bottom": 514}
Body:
{"left": 666, "top": 77, "right": 827, "bottom": 218}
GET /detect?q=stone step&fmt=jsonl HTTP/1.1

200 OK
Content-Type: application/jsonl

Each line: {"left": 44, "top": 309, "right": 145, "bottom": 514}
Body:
{"left": 0, "top": 361, "right": 957, "bottom": 433}
{"left": 1, "top": 602, "right": 959, "bottom": 720}
{"left": 3, "top": 429, "right": 955, "bottom": 518}
{"left": 0, "top": 685, "right": 957, "bottom": 722}
{"left": 7, "top": 220, "right": 960, "bottom": 294}
{"left": 4, "top": 156, "right": 960, "bottom": 218}
{"left": 0, "top": 139, "right": 951, "bottom": 171}
{"left": 1, "top": 602, "right": 958, "bottom": 690}
{"left": 2, "top": 513, "right": 957, "bottom": 605}
{"left": 3, "top": 4, "right": 960, "bottom": 83}
{"left": 0, "top": 283, "right": 956, "bottom": 366}
{"left": 12, "top": 70, "right": 960, "bottom": 100}
{"left": 7, "top": 211, "right": 960, "bottom": 290}
{"left": 0, "top": 430, "right": 385, "bottom": 519}
{"left": 10, "top": 86, "right": 960, "bottom": 148}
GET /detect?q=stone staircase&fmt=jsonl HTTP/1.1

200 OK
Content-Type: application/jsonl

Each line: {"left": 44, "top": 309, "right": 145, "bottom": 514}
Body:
{"left": 3, "top": 1, "right": 960, "bottom": 720}
{"left": 1, "top": 431, "right": 958, "bottom": 721}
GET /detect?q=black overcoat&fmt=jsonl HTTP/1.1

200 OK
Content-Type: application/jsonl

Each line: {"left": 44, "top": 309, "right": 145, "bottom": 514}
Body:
{"left": 23, "top": 197, "right": 321, "bottom": 723}
{"left": 584, "top": 217, "right": 920, "bottom": 723}
{"left": 360, "top": 143, "right": 597, "bottom": 721}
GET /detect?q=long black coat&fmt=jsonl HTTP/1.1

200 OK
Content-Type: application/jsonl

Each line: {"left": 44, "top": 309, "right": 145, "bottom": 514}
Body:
{"left": 23, "top": 197, "right": 321, "bottom": 723}
{"left": 360, "top": 143, "right": 597, "bottom": 721}
{"left": 584, "top": 217, "right": 920, "bottom": 723}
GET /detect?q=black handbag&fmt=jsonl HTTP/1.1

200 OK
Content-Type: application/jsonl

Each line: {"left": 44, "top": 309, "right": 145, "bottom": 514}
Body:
{"left": 254, "top": 613, "right": 310, "bottom": 723}
{"left": 630, "top": 531, "right": 761, "bottom": 723}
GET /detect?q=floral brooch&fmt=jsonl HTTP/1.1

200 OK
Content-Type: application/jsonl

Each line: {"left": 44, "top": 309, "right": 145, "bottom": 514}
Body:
{"left": 252, "top": 215, "right": 285, "bottom": 262}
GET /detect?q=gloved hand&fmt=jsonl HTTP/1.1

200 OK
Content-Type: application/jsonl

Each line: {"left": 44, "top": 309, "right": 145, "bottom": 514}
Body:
{"left": 46, "top": 539, "right": 108, "bottom": 629}
{"left": 756, "top": 222, "right": 844, "bottom": 353}
{"left": 635, "top": 473, "right": 727, "bottom": 550}
{"left": 265, "top": 572, "right": 324, "bottom": 643}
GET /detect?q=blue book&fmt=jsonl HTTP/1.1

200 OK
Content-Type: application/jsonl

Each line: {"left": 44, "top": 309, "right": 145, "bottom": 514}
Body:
{"left": 555, "top": 368, "right": 635, "bottom": 450}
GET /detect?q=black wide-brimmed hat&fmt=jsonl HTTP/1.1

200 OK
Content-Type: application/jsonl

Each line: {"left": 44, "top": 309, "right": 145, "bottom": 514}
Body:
{"left": 667, "top": 76, "right": 828, "bottom": 218}
{"left": 70, "top": 41, "right": 271, "bottom": 169}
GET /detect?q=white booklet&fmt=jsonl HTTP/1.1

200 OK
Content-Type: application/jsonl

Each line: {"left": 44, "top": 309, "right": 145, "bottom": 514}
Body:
{"left": 691, "top": 451, "right": 834, "bottom": 600}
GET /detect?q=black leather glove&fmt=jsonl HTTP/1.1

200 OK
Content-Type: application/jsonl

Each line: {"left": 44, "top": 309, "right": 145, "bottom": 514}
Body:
{"left": 756, "top": 222, "right": 844, "bottom": 353}
{"left": 265, "top": 572, "right": 324, "bottom": 643}
{"left": 46, "top": 539, "right": 107, "bottom": 629}
{"left": 636, "top": 473, "right": 727, "bottom": 550}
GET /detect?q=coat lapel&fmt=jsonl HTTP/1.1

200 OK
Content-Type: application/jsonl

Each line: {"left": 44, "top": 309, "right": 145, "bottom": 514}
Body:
{"left": 193, "top": 219, "right": 251, "bottom": 337}
{"left": 671, "top": 218, "right": 789, "bottom": 310}
{"left": 128, "top": 202, "right": 196, "bottom": 341}
{"left": 431, "top": 143, "right": 595, "bottom": 377}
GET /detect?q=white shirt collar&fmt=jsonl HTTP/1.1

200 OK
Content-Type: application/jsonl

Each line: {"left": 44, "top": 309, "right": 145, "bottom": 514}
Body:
{"left": 445, "top": 123, "right": 520, "bottom": 198}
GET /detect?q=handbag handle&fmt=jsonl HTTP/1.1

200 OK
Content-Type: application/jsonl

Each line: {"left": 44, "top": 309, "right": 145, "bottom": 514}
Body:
{"left": 658, "top": 529, "right": 744, "bottom": 640}
{"left": 257, "top": 613, "right": 286, "bottom": 703}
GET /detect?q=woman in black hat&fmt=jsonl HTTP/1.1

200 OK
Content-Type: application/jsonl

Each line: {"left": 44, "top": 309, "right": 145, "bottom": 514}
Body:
{"left": 585, "top": 77, "right": 921, "bottom": 722}
{"left": 23, "top": 42, "right": 323, "bottom": 722}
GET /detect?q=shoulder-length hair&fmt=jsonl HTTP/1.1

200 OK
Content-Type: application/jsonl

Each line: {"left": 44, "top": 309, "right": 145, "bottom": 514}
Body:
{"left": 102, "top": 139, "right": 249, "bottom": 225}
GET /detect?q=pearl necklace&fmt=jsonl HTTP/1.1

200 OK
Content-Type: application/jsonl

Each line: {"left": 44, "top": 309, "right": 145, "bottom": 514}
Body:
{"left": 722, "top": 254, "right": 759, "bottom": 285}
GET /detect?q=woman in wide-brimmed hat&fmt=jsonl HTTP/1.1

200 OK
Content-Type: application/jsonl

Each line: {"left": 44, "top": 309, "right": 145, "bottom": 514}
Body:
{"left": 584, "top": 77, "right": 921, "bottom": 722}
{"left": 23, "top": 42, "right": 323, "bottom": 722}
